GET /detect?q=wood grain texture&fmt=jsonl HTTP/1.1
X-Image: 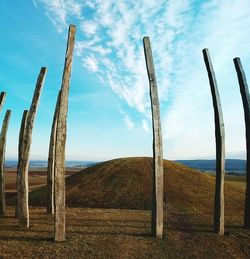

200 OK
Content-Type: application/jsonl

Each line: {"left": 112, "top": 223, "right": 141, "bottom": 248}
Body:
{"left": 143, "top": 37, "right": 164, "bottom": 238}
{"left": 0, "top": 92, "right": 6, "bottom": 112}
{"left": 16, "top": 110, "right": 29, "bottom": 219}
{"left": 54, "top": 25, "right": 76, "bottom": 241}
{"left": 203, "top": 48, "right": 225, "bottom": 235}
{"left": 47, "top": 90, "right": 61, "bottom": 214}
{"left": 17, "top": 67, "right": 47, "bottom": 228}
{"left": 233, "top": 57, "right": 250, "bottom": 228}
{"left": 0, "top": 110, "right": 11, "bottom": 216}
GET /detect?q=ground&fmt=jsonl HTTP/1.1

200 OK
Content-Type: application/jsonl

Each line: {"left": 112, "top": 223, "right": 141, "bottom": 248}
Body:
{"left": 1, "top": 206, "right": 250, "bottom": 258}
{"left": 1, "top": 158, "right": 250, "bottom": 258}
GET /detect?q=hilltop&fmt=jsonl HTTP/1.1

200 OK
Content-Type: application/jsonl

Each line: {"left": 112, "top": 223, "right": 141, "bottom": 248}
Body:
{"left": 29, "top": 157, "right": 244, "bottom": 217}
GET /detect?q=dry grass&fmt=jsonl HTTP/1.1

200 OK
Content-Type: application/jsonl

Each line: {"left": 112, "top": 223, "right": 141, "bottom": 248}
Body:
{"left": 29, "top": 157, "right": 245, "bottom": 218}
{"left": 5, "top": 168, "right": 79, "bottom": 200}
{"left": 1, "top": 157, "right": 250, "bottom": 258}
{"left": 0, "top": 206, "right": 250, "bottom": 258}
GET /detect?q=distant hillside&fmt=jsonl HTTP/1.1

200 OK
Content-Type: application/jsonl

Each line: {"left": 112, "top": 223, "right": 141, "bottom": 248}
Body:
{"left": 4, "top": 160, "right": 98, "bottom": 169}
{"left": 175, "top": 159, "right": 246, "bottom": 172}
{"left": 29, "top": 157, "right": 245, "bottom": 218}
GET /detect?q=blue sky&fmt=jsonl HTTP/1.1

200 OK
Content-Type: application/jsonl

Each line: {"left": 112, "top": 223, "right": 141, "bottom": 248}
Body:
{"left": 0, "top": 0, "right": 250, "bottom": 161}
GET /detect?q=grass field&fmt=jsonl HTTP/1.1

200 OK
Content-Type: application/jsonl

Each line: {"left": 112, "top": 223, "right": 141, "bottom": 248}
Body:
{"left": 0, "top": 157, "right": 250, "bottom": 258}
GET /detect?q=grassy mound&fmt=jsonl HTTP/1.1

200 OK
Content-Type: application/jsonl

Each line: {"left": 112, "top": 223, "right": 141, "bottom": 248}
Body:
{"left": 29, "top": 157, "right": 245, "bottom": 217}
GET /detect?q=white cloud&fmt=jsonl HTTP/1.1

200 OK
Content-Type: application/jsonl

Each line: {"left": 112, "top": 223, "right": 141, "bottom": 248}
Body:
{"left": 118, "top": 107, "right": 135, "bottom": 130}
{"left": 75, "top": 36, "right": 101, "bottom": 56}
{"left": 66, "top": 0, "right": 81, "bottom": 16}
{"left": 142, "top": 119, "right": 150, "bottom": 133}
{"left": 85, "top": 1, "right": 96, "bottom": 9}
{"left": 124, "top": 114, "right": 134, "bottom": 130}
{"left": 90, "top": 46, "right": 111, "bottom": 56}
{"left": 83, "top": 55, "right": 99, "bottom": 72}
{"left": 80, "top": 21, "right": 98, "bottom": 35}
{"left": 36, "top": 0, "right": 81, "bottom": 32}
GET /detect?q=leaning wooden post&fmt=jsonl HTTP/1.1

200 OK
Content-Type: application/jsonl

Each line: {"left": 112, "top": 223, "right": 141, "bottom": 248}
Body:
{"left": 233, "top": 57, "right": 250, "bottom": 228}
{"left": 47, "top": 90, "right": 61, "bottom": 214}
{"left": 54, "top": 25, "right": 76, "bottom": 241}
{"left": 0, "top": 110, "right": 11, "bottom": 217}
{"left": 16, "top": 110, "right": 29, "bottom": 219}
{"left": 143, "top": 37, "right": 164, "bottom": 238}
{"left": 203, "top": 48, "right": 225, "bottom": 235}
{"left": 17, "top": 67, "right": 47, "bottom": 227}
{"left": 0, "top": 92, "right": 6, "bottom": 112}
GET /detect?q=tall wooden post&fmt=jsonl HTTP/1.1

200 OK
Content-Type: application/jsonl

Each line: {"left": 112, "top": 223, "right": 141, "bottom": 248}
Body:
{"left": 0, "top": 92, "right": 6, "bottom": 112}
{"left": 203, "top": 48, "right": 225, "bottom": 235}
{"left": 54, "top": 25, "right": 76, "bottom": 241}
{"left": 0, "top": 110, "right": 11, "bottom": 216}
{"left": 143, "top": 37, "right": 164, "bottom": 238}
{"left": 16, "top": 110, "right": 29, "bottom": 219}
{"left": 233, "top": 57, "right": 250, "bottom": 228}
{"left": 16, "top": 67, "right": 47, "bottom": 227}
{"left": 0, "top": 92, "right": 7, "bottom": 216}
{"left": 47, "top": 90, "right": 61, "bottom": 214}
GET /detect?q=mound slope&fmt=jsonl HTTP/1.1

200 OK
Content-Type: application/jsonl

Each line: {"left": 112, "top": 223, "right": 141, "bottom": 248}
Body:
{"left": 29, "top": 157, "right": 244, "bottom": 217}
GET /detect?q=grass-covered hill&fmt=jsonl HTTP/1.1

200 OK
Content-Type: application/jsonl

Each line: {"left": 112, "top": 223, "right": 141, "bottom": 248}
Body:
{"left": 29, "top": 157, "right": 244, "bottom": 218}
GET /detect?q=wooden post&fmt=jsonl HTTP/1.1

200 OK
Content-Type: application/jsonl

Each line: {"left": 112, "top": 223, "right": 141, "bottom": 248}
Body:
{"left": 0, "top": 91, "right": 7, "bottom": 216}
{"left": 203, "top": 48, "right": 225, "bottom": 235}
{"left": 54, "top": 24, "right": 76, "bottom": 241}
{"left": 0, "top": 92, "right": 6, "bottom": 112}
{"left": 143, "top": 37, "right": 164, "bottom": 238}
{"left": 0, "top": 110, "right": 11, "bottom": 217}
{"left": 16, "top": 110, "right": 29, "bottom": 219}
{"left": 47, "top": 90, "right": 61, "bottom": 214}
{"left": 16, "top": 67, "right": 47, "bottom": 227}
{"left": 233, "top": 57, "right": 250, "bottom": 228}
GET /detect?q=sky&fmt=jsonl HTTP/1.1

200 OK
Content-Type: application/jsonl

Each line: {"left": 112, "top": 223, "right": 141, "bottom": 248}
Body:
{"left": 0, "top": 0, "right": 250, "bottom": 161}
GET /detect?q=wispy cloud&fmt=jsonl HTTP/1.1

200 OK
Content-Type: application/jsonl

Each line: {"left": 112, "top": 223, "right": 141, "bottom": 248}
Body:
{"left": 32, "top": 0, "right": 38, "bottom": 8}
{"left": 118, "top": 107, "right": 135, "bottom": 130}
{"left": 36, "top": 0, "right": 250, "bottom": 159}
{"left": 83, "top": 55, "right": 99, "bottom": 73}
{"left": 142, "top": 119, "right": 150, "bottom": 133}
{"left": 162, "top": 0, "right": 250, "bottom": 159}
{"left": 36, "top": 0, "right": 81, "bottom": 32}
{"left": 80, "top": 20, "right": 98, "bottom": 35}
{"left": 124, "top": 114, "right": 134, "bottom": 130}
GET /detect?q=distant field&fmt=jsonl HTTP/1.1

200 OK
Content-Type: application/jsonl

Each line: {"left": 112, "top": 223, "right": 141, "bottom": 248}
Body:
{"left": 206, "top": 171, "right": 246, "bottom": 188}
{"left": 4, "top": 167, "right": 83, "bottom": 200}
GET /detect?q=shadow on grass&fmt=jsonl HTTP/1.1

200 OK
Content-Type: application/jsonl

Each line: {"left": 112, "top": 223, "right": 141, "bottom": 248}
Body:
{"left": 68, "top": 230, "right": 152, "bottom": 238}
{"left": 0, "top": 235, "right": 54, "bottom": 242}
{"left": 68, "top": 222, "right": 150, "bottom": 229}
{"left": 0, "top": 226, "right": 51, "bottom": 233}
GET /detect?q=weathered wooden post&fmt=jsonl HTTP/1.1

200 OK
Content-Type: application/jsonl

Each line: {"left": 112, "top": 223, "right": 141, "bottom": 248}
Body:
{"left": 203, "top": 48, "right": 225, "bottom": 235}
{"left": 0, "top": 110, "right": 11, "bottom": 217}
{"left": 47, "top": 90, "right": 61, "bottom": 214}
{"left": 16, "top": 67, "right": 47, "bottom": 227}
{"left": 233, "top": 57, "right": 250, "bottom": 228}
{"left": 16, "top": 110, "right": 29, "bottom": 219}
{"left": 54, "top": 24, "right": 76, "bottom": 241}
{"left": 0, "top": 92, "right": 7, "bottom": 217}
{"left": 0, "top": 92, "right": 6, "bottom": 112}
{"left": 143, "top": 37, "right": 164, "bottom": 238}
